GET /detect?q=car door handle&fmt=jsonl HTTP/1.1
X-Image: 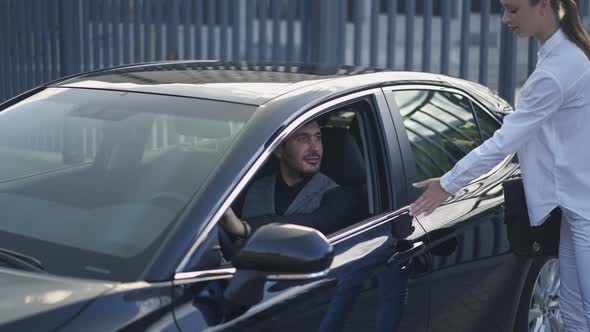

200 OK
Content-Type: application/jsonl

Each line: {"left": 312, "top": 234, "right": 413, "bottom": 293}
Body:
{"left": 387, "top": 241, "right": 425, "bottom": 265}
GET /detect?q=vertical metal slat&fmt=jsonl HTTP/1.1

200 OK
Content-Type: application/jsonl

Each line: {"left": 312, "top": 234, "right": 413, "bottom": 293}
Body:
{"left": 23, "top": 0, "right": 33, "bottom": 89}
{"left": 338, "top": 0, "right": 347, "bottom": 64}
{"left": 220, "top": 0, "right": 229, "bottom": 60}
{"left": 353, "top": 0, "right": 363, "bottom": 65}
{"left": 232, "top": 0, "right": 241, "bottom": 60}
{"left": 271, "top": 0, "right": 281, "bottom": 61}
{"left": 123, "top": 0, "right": 131, "bottom": 64}
{"left": 58, "top": 0, "right": 68, "bottom": 77}
{"left": 0, "top": 1, "right": 7, "bottom": 99}
{"left": 34, "top": 0, "right": 44, "bottom": 85}
{"left": 13, "top": 0, "right": 21, "bottom": 93}
{"left": 459, "top": 0, "right": 471, "bottom": 79}
{"left": 134, "top": 0, "right": 142, "bottom": 63}
{"left": 112, "top": 0, "right": 121, "bottom": 66}
{"left": 370, "top": 0, "right": 379, "bottom": 67}
{"left": 246, "top": 0, "right": 255, "bottom": 61}
{"left": 422, "top": 0, "right": 432, "bottom": 72}
{"left": 195, "top": 0, "right": 203, "bottom": 58}
{"left": 42, "top": 0, "right": 51, "bottom": 82}
{"left": 207, "top": 0, "right": 216, "bottom": 59}
{"left": 82, "top": 0, "right": 91, "bottom": 72}
{"left": 92, "top": 0, "right": 101, "bottom": 69}
{"left": 441, "top": 0, "right": 451, "bottom": 74}
{"left": 286, "top": 0, "right": 295, "bottom": 62}
{"left": 580, "top": 0, "right": 585, "bottom": 19}
{"left": 155, "top": 0, "right": 163, "bottom": 60}
{"left": 479, "top": 0, "right": 490, "bottom": 85}
{"left": 300, "top": 0, "right": 309, "bottom": 62}
{"left": 259, "top": 0, "right": 268, "bottom": 61}
{"left": 168, "top": 0, "right": 180, "bottom": 59}
{"left": 144, "top": 0, "right": 153, "bottom": 61}
{"left": 52, "top": 0, "right": 61, "bottom": 79}
{"left": 183, "top": 0, "right": 191, "bottom": 59}
{"left": 387, "top": 0, "right": 397, "bottom": 69}
{"left": 102, "top": 0, "right": 111, "bottom": 68}
{"left": 70, "top": 0, "right": 82, "bottom": 74}
{"left": 404, "top": 0, "right": 415, "bottom": 70}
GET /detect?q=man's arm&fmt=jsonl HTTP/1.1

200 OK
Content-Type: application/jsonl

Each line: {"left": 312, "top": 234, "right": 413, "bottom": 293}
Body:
{"left": 218, "top": 186, "right": 361, "bottom": 260}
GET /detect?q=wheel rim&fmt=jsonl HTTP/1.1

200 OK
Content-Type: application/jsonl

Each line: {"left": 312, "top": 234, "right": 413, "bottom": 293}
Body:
{"left": 528, "top": 258, "right": 562, "bottom": 332}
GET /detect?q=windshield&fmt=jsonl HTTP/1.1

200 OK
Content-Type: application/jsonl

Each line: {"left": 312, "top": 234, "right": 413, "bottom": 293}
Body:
{"left": 0, "top": 88, "right": 256, "bottom": 281}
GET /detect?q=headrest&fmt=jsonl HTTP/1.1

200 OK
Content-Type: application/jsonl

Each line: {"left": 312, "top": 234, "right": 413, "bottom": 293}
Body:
{"left": 320, "top": 127, "right": 366, "bottom": 187}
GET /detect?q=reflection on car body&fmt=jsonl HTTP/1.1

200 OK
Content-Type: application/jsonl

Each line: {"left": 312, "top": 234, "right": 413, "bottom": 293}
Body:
{"left": 0, "top": 61, "right": 558, "bottom": 332}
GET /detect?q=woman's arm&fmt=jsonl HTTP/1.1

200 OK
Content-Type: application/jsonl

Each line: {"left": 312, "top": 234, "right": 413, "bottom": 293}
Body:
{"left": 411, "top": 70, "right": 564, "bottom": 217}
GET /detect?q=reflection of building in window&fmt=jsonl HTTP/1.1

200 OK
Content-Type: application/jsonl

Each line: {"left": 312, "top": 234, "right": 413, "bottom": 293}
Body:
{"left": 393, "top": 90, "right": 481, "bottom": 181}
{"left": 471, "top": 103, "right": 500, "bottom": 141}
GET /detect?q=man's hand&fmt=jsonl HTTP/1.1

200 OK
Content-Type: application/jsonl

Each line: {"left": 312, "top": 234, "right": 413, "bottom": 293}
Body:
{"left": 220, "top": 207, "right": 246, "bottom": 236}
{"left": 409, "top": 178, "right": 451, "bottom": 217}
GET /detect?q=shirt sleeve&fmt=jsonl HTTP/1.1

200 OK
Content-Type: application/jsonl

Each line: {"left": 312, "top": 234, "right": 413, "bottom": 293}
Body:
{"left": 245, "top": 186, "right": 362, "bottom": 235}
{"left": 440, "top": 70, "right": 564, "bottom": 194}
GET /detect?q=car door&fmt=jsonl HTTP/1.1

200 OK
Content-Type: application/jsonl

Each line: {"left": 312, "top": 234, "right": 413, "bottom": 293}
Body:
{"left": 384, "top": 86, "right": 529, "bottom": 332}
{"left": 171, "top": 90, "right": 431, "bottom": 332}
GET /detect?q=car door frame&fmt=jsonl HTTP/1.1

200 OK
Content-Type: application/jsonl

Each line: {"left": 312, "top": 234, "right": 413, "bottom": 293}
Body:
{"left": 382, "top": 83, "right": 527, "bottom": 332}
{"left": 171, "top": 87, "right": 431, "bottom": 331}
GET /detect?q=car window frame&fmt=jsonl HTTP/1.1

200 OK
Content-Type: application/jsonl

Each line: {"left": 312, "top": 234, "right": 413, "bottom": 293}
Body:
{"left": 175, "top": 88, "right": 387, "bottom": 277}
{"left": 382, "top": 83, "right": 503, "bottom": 203}
{"left": 175, "top": 86, "right": 413, "bottom": 278}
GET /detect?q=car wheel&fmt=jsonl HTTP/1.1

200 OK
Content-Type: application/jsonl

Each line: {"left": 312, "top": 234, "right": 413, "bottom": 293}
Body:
{"left": 516, "top": 257, "right": 562, "bottom": 332}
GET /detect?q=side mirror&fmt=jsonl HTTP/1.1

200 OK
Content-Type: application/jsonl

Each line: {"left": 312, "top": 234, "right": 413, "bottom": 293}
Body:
{"left": 224, "top": 223, "right": 333, "bottom": 306}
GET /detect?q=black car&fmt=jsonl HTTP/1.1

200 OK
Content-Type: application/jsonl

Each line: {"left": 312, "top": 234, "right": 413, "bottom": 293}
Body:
{"left": 0, "top": 62, "right": 560, "bottom": 332}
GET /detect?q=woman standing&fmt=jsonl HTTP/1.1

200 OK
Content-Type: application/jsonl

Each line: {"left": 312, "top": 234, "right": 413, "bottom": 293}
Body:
{"left": 409, "top": 0, "right": 590, "bottom": 330}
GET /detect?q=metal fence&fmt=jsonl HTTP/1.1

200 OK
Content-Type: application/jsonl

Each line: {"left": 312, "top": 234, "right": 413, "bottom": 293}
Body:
{"left": 1, "top": 0, "right": 589, "bottom": 105}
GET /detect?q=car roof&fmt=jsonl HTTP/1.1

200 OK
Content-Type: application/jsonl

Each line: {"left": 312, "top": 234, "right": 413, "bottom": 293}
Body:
{"left": 52, "top": 60, "right": 452, "bottom": 106}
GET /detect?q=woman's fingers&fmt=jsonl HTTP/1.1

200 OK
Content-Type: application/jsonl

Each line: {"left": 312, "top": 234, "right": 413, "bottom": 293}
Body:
{"left": 409, "top": 177, "right": 449, "bottom": 217}
{"left": 413, "top": 177, "right": 437, "bottom": 188}
{"left": 410, "top": 193, "right": 431, "bottom": 216}
{"left": 412, "top": 180, "right": 429, "bottom": 188}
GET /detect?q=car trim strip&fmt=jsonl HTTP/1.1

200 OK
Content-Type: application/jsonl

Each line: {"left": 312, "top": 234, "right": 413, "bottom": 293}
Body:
{"left": 327, "top": 205, "right": 411, "bottom": 245}
{"left": 174, "top": 267, "right": 329, "bottom": 281}
{"left": 266, "top": 269, "right": 330, "bottom": 280}
{"left": 174, "top": 267, "right": 236, "bottom": 280}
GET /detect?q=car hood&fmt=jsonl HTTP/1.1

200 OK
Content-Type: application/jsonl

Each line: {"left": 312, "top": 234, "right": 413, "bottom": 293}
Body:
{"left": 0, "top": 267, "right": 116, "bottom": 326}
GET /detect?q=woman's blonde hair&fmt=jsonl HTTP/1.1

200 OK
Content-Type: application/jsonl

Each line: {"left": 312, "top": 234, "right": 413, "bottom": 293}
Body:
{"left": 531, "top": 0, "right": 590, "bottom": 59}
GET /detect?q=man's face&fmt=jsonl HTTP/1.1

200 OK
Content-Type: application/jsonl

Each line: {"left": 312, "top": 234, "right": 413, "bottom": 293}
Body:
{"left": 500, "top": 0, "right": 548, "bottom": 38}
{"left": 275, "top": 122, "right": 323, "bottom": 177}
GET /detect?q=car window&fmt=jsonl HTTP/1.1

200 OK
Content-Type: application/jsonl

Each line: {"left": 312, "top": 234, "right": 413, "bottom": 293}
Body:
{"left": 0, "top": 88, "right": 256, "bottom": 281}
{"left": 231, "top": 101, "right": 373, "bottom": 232}
{"left": 472, "top": 102, "right": 501, "bottom": 140}
{"left": 392, "top": 90, "right": 482, "bottom": 181}
{"left": 217, "top": 97, "right": 398, "bottom": 257}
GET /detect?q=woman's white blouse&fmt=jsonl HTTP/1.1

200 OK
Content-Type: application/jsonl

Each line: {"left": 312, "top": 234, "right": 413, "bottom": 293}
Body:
{"left": 440, "top": 29, "right": 590, "bottom": 225}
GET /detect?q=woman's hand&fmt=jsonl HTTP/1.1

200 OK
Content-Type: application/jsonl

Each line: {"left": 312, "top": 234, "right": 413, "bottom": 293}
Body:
{"left": 409, "top": 178, "right": 451, "bottom": 217}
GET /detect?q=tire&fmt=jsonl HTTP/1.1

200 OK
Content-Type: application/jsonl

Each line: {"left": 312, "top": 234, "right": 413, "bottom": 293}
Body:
{"left": 515, "top": 257, "right": 562, "bottom": 332}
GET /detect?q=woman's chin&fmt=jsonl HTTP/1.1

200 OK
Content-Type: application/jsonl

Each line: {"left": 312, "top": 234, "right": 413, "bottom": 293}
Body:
{"left": 514, "top": 29, "right": 532, "bottom": 38}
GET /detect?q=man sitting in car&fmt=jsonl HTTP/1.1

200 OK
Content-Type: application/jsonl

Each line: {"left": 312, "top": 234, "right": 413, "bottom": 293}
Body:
{"left": 219, "top": 119, "right": 407, "bottom": 332}
{"left": 219, "top": 119, "right": 360, "bottom": 250}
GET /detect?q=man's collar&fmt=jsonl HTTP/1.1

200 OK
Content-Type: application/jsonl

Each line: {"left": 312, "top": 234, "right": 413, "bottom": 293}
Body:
{"left": 276, "top": 173, "right": 314, "bottom": 192}
{"left": 537, "top": 28, "right": 565, "bottom": 65}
